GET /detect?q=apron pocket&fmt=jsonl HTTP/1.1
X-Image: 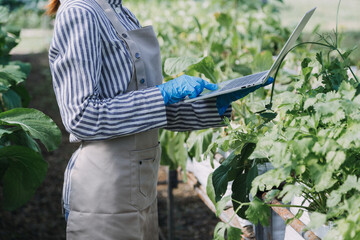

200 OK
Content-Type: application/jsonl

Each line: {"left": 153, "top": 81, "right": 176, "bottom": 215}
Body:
{"left": 130, "top": 143, "right": 161, "bottom": 210}
{"left": 139, "top": 158, "right": 157, "bottom": 197}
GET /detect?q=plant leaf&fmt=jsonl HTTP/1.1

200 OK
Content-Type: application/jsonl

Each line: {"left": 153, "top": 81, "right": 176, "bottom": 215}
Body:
{"left": 0, "top": 146, "right": 48, "bottom": 211}
{"left": 0, "top": 89, "right": 22, "bottom": 110}
{"left": 164, "top": 56, "right": 200, "bottom": 76}
{"left": 215, "top": 195, "right": 231, "bottom": 217}
{"left": 212, "top": 164, "right": 230, "bottom": 202}
{"left": 231, "top": 172, "right": 248, "bottom": 219}
{"left": 245, "top": 197, "right": 271, "bottom": 226}
{"left": 213, "top": 222, "right": 226, "bottom": 240}
{"left": 0, "top": 108, "right": 61, "bottom": 151}
{"left": 187, "top": 129, "right": 213, "bottom": 162}
{"left": 206, "top": 172, "right": 216, "bottom": 204}
{"left": 227, "top": 226, "right": 243, "bottom": 240}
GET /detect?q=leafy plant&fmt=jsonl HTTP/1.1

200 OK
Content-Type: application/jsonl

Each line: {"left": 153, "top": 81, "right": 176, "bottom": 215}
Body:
{"left": 0, "top": 6, "right": 61, "bottom": 211}
{"left": 130, "top": 0, "right": 360, "bottom": 238}
{"left": 204, "top": 1, "right": 360, "bottom": 239}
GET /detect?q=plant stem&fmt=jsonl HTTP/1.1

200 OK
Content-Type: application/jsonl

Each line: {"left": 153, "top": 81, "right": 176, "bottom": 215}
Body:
{"left": 228, "top": 202, "right": 246, "bottom": 224}
{"left": 231, "top": 198, "right": 250, "bottom": 206}
{"left": 335, "top": 0, "right": 342, "bottom": 48}
{"left": 290, "top": 41, "right": 359, "bottom": 82}
{"left": 335, "top": 48, "right": 359, "bottom": 82}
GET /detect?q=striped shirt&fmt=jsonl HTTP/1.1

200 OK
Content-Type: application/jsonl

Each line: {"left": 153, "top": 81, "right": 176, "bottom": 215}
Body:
{"left": 49, "top": 0, "right": 231, "bottom": 142}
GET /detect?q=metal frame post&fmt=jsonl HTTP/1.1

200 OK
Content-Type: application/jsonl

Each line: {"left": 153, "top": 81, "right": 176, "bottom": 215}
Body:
{"left": 167, "top": 169, "right": 178, "bottom": 240}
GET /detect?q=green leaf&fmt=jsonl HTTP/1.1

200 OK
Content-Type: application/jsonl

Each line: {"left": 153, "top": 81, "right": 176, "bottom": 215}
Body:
{"left": 223, "top": 153, "right": 239, "bottom": 181}
{"left": 11, "top": 84, "right": 31, "bottom": 108}
{"left": 295, "top": 209, "right": 304, "bottom": 220}
{"left": 215, "top": 12, "right": 232, "bottom": 28}
{"left": 215, "top": 195, "right": 231, "bottom": 217}
{"left": 260, "top": 112, "right": 277, "bottom": 121}
{"left": 326, "top": 150, "right": 346, "bottom": 171}
{"left": 327, "top": 175, "right": 360, "bottom": 207}
{"left": 0, "top": 146, "right": 48, "bottom": 210}
{"left": 246, "top": 165, "right": 258, "bottom": 191}
{"left": 212, "top": 164, "right": 230, "bottom": 202}
{"left": 245, "top": 197, "right": 271, "bottom": 226}
{"left": 213, "top": 143, "right": 256, "bottom": 202}
{"left": 1, "top": 88, "right": 22, "bottom": 110}
{"left": 0, "top": 65, "right": 26, "bottom": 87}
{"left": 342, "top": 47, "right": 357, "bottom": 59}
{"left": 160, "top": 130, "right": 177, "bottom": 170}
{"left": 232, "top": 173, "right": 249, "bottom": 219}
{"left": 159, "top": 130, "right": 188, "bottom": 174}
{"left": 338, "top": 81, "right": 356, "bottom": 100}
{"left": 9, "top": 61, "right": 31, "bottom": 76}
{"left": 6, "top": 129, "right": 41, "bottom": 153}
{"left": 164, "top": 56, "right": 216, "bottom": 83}
{"left": 0, "top": 108, "right": 61, "bottom": 151}
{"left": 308, "top": 212, "right": 327, "bottom": 229}
{"left": 213, "top": 222, "right": 226, "bottom": 240}
{"left": 252, "top": 51, "right": 273, "bottom": 73}
{"left": 231, "top": 165, "right": 258, "bottom": 218}
{"left": 227, "top": 226, "right": 243, "bottom": 240}
{"left": 279, "top": 184, "right": 304, "bottom": 203}
{"left": 327, "top": 191, "right": 342, "bottom": 208}
{"left": 164, "top": 56, "right": 200, "bottom": 76}
{"left": 207, "top": 173, "right": 216, "bottom": 205}
{"left": 212, "top": 221, "right": 242, "bottom": 240}
{"left": 187, "top": 129, "right": 213, "bottom": 162}
{"left": 275, "top": 92, "right": 302, "bottom": 112}
{"left": 188, "top": 56, "right": 216, "bottom": 83}
{"left": 263, "top": 189, "right": 280, "bottom": 202}
{"left": 0, "top": 127, "right": 14, "bottom": 138}
{"left": 290, "top": 138, "right": 314, "bottom": 160}
{"left": 303, "top": 97, "right": 317, "bottom": 110}
{"left": 232, "top": 64, "right": 252, "bottom": 76}
{"left": 4, "top": 25, "right": 21, "bottom": 38}
{"left": 309, "top": 164, "right": 337, "bottom": 192}
{"left": 0, "top": 6, "right": 9, "bottom": 24}
{"left": 168, "top": 132, "right": 188, "bottom": 172}
{"left": 250, "top": 168, "right": 290, "bottom": 196}
{"left": 301, "top": 57, "right": 312, "bottom": 69}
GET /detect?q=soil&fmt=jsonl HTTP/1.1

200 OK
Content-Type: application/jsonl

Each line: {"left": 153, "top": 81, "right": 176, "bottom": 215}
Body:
{"left": 0, "top": 52, "right": 218, "bottom": 240}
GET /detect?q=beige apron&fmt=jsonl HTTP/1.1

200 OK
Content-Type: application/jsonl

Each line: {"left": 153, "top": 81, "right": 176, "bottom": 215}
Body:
{"left": 65, "top": 0, "right": 163, "bottom": 239}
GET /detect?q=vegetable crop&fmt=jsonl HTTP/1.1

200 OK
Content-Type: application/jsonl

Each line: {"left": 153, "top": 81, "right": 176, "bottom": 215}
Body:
{"left": 0, "top": 6, "right": 61, "bottom": 211}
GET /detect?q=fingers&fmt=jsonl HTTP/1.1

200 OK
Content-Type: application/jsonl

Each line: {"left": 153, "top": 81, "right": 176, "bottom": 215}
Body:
{"left": 188, "top": 77, "right": 204, "bottom": 98}
{"left": 192, "top": 76, "right": 218, "bottom": 90}
{"left": 189, "top": 90, "right": 199, "bottom": 99}
{"left": 203, "top": 81, "right": 218, "bottom": 90}
{"left": 175, "top": 75, "right": 218, "bottom": 100}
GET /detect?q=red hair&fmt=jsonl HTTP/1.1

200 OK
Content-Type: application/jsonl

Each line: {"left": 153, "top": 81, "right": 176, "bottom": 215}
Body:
{"left": 45, "top": 0, "right": 61, "bottom": 15}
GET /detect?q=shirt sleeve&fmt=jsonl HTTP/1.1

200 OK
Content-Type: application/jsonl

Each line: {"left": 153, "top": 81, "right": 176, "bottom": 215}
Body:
{"left": 49, "top": 6, "right": 167, "bottom": 141}
{"left": 164, "top": 98, "right": 232, "bottom": 131}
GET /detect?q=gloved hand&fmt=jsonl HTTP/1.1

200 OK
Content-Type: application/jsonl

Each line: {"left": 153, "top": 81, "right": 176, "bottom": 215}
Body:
{"left": 157, "top": 75, "right": 218, "bottom": 105}
{"left": 216, "top": 77, "right": 274, "bottom": 115}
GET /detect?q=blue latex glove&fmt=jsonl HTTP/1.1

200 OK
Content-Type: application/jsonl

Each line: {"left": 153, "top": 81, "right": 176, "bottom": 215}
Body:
{"left": 216, "top": 77, "right": 274, "bottom": 115}
{"left": 157, "top": 75, "right": 218, "bottom": 105}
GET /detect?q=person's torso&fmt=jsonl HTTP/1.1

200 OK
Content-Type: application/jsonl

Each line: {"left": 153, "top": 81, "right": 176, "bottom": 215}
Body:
{"left": 49, "top": 0, "right": 140, "bottom": 99}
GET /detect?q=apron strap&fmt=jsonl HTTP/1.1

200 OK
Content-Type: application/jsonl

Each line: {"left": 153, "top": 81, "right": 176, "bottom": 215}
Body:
{"left": 95, "top": 0, "right": 128, "bottom": 35}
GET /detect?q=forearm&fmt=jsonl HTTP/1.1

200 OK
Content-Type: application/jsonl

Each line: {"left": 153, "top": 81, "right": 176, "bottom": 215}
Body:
{"left": 164, "top": 98, "right": 232, "bottom": 131}
{"left": 59, "top": 87, "right": 167, "bottom": 141}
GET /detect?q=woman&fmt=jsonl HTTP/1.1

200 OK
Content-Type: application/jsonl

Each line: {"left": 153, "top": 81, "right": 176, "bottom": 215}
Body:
{"left": 46, "top": 0, "right": 271, "bottom": 238}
